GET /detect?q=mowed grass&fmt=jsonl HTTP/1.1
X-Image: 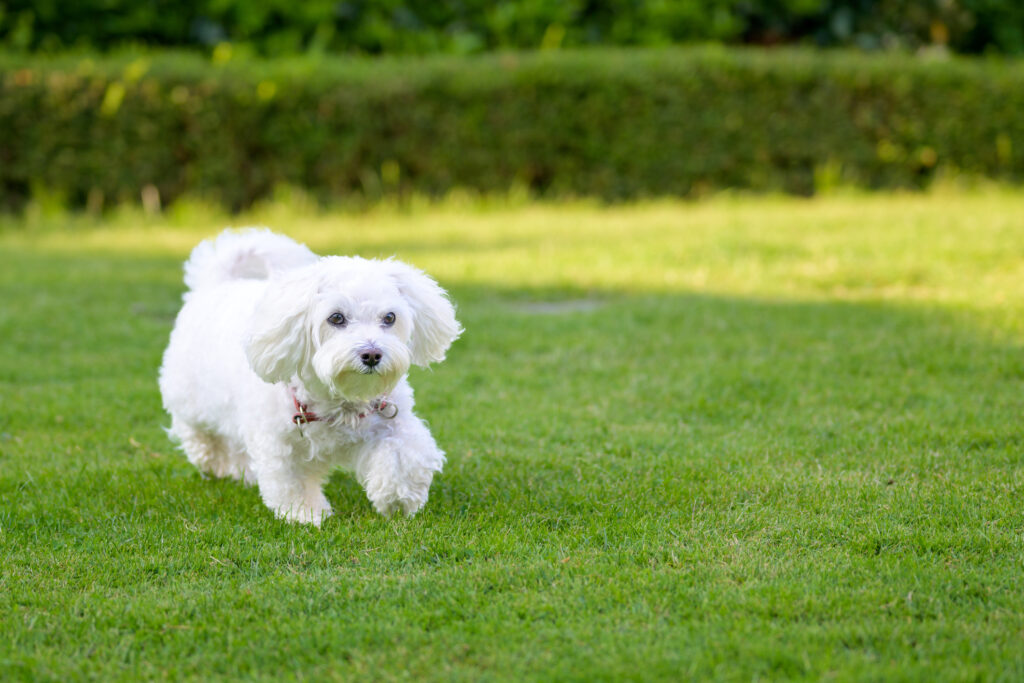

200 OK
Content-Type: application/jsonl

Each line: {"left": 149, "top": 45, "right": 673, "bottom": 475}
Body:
{"left": 2, "top": 191, "right": 1024, "bottom": 681}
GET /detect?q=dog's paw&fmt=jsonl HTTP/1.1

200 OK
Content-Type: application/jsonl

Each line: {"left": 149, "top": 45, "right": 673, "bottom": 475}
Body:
{"left": 273, "top": 498, "right": 333, "bottom": 526}
{"left": 366, "top": 467, "right": 434, "bottom": 517}
{"left": 370, "top": 486, "right": 429, "bottom": 517}
{"left": 359, "top": 444, "right": 442, "bottom": 518}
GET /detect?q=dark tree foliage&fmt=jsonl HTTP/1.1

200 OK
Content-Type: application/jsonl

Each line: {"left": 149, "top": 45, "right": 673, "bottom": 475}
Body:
{"left": 1, "top": 1, "right": 1022, "bottom": 55}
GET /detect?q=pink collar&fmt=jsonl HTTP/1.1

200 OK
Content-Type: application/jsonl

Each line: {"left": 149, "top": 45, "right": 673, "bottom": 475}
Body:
{"left": 290, "top": 387, "right": 320, "bottom": 424}
{"left": 289, "top": 386, "right": 397, "bottom": 425}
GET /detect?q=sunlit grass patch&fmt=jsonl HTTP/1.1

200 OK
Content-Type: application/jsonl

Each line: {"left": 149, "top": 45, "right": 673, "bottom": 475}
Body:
{"left": 5, "top": 188, "right": 1024, "bottom": 310}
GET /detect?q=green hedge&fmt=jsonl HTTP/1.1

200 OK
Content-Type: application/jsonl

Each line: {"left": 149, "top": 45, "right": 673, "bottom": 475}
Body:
{"left": 2, "top": 48, "right": 1023, "bottom": 211}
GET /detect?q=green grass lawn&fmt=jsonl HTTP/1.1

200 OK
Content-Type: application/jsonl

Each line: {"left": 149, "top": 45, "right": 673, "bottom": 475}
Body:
{"left": 2, "top": 191, "right": 1024, "bottom": 681}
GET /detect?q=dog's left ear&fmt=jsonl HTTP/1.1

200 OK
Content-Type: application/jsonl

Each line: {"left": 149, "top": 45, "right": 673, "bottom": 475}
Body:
{"left": 245, "top": 267, "right": 316, "bottom": 383}
{"left": 386, "top": 260, "right": 462, "bottom": 366}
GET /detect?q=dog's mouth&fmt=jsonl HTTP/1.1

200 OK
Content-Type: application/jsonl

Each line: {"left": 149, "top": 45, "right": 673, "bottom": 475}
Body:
{"left": 325, "top": 365, "right": 401, "bottom": 402}
{"left": 311, "top": 343, "right": 409, "bottom": 401}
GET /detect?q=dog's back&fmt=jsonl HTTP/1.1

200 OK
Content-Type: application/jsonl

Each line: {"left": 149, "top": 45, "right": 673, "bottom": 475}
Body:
{"left": 182, "top": 228, "right": 317, "bottom": 293}
{"left": 160, "top": 229, "right": 316, "bottom": 478}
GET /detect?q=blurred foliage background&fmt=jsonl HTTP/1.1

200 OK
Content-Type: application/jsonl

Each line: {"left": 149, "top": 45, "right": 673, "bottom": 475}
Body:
{"left": 4, "top": 49, "right": 1023, "bottom": 213}
{"left": 2, "top": 0, "right": 1023, "bottom": 56}
{"left": 2, "top": 1, "right": 1023, "bottom": 214}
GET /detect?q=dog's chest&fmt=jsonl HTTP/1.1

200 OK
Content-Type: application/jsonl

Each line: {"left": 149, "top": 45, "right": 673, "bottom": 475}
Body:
{"left": 287, "top": 414, "right": 392, "bottom": 465}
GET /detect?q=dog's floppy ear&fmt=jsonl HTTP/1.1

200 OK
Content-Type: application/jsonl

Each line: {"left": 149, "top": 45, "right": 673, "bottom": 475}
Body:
{"left": 386, "top": 260, "right": 462, "bottom": 367}
{"left": 245, "top": 267, "right": 317, "bottom": 383}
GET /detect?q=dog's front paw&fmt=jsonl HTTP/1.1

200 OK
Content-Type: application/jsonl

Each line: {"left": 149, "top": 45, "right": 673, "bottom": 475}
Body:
{"left": 369, "top": 484, "right": 430, "bottom": 517}
{"left": 364, "top": 468, "right": 434, "bottom": 518}
{"left": 359, "top": 440, "right": 444, "bottom": 518}
{"left": 271, "top": 493, "right": 333, "bottom": 527}
{"left": 275, "top": 502, "right": 333, "bottom": 526}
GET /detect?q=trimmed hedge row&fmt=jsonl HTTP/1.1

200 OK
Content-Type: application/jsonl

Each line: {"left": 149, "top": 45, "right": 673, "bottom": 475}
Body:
{"left": 2, "top": 48, "right": 1024, "bottom": 211}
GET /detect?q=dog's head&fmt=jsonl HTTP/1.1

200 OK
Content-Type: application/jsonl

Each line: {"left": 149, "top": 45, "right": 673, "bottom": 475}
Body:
{"left": 245, "top": 256, "right": 461, "bottom": 401}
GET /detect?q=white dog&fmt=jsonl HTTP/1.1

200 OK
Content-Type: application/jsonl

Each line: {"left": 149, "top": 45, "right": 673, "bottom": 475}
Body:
{"left": 159, "top": 229, "right": 461, "bottom": 525}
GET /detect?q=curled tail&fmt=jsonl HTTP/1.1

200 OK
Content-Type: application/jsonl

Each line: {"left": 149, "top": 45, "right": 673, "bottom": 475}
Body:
{"left": 183, "top": 228, "right": 318, "bottom": 291}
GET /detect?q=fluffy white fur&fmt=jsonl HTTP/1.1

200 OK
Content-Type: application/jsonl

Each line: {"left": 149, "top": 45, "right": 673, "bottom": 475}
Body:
{"left": 159, "top": 228, "right": 462, "bottom": 525}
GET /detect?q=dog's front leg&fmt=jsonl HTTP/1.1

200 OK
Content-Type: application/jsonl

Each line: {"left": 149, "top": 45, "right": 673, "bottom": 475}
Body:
{"left": 249, "top": 439, "right": 334, "bottom": 526}
{"left": 356, "top": 416, "right": 446, "bottom": 516}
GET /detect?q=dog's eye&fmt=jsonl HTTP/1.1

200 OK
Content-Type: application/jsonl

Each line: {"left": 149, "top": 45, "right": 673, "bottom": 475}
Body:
{"left": 382, "top": 312, "right": 396, "bottom": 327}
{"left": 327, "top": 312, "right": 346, "bottom": 327}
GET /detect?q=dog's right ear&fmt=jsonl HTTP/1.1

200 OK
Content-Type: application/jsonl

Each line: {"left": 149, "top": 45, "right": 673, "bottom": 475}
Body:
{"left": 385, "top": 260, "right": 462, "bottom": 367}
{"left": 245, "top": 268, "right": 316, "bottom": 384}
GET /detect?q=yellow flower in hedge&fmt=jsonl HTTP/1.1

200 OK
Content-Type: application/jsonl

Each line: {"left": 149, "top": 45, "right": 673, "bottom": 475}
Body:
{"left": 213, "top": 42, "right": 233, "bottom": 65}
{"left": 123, "top": 58, "right": 150, "bottom": 83}
{"left": 101, "top": 82, "right": 126, "bottom": 116}
{"left": 257, "top": 81, "right": 277, "bottom": 101}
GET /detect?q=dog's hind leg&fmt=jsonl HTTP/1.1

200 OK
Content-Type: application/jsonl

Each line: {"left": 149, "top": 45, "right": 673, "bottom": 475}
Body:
{"left": 169, "top": 417, "right": 254, "bottom": 484}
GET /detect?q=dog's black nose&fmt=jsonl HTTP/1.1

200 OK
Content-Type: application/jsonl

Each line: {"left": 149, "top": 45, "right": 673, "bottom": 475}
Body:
{"left": 360, "top": 349, "right": 383, "bottom": 368}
